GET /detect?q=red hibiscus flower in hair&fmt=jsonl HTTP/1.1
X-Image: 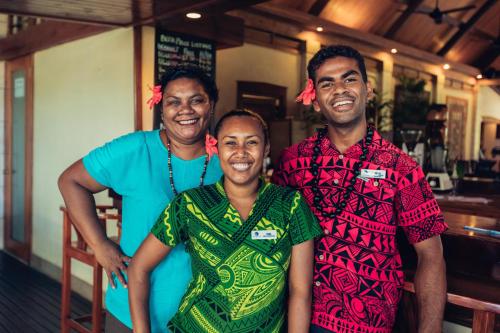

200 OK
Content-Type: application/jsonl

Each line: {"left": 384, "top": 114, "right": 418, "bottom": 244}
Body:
{"left": 296, "top": 79, "right": 316, "bottom": 105}
{"left": 147, "top": 85, "right": 162, "bottom": 110}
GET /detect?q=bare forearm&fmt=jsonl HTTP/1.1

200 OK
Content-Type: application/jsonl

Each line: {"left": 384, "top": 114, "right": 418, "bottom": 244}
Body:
{"left": 415, "top": 253, "right": 446, "bottom": 333}
{"left": 58, "top": 170, "right": 107, "bottom": 248}
{"left": 128, "top": 235, "right": 171, "bottom": 333}
{"left": 59, "top": 160, "right": 131, "bottom": 288}
{"left": 288, "top": 240, "right": 314, "bottom": 333}
{"left": 128, "top": 265, "right": 152, "bottom": 333}
{"left": 288, "top": 294, "right": 311, "bottom": 333}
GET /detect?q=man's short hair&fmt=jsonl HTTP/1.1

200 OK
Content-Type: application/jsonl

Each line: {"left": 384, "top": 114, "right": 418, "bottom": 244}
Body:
{"left": 307, "top": 45, "right": 368, "bottom": 84}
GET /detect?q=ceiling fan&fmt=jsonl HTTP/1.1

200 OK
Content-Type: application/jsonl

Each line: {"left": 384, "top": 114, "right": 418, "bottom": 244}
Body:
{"left": 413, "top": 0, "right": 476, "bottom": 24}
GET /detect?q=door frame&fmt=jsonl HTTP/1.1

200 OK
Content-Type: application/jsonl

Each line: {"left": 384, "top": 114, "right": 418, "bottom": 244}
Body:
{"left": 4, "top": 54, "right": 34, "bottom": 263}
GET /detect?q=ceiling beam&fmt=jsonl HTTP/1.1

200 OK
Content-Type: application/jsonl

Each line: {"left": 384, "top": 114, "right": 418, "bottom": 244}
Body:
{"left": 308, "top": 0, "right": 330, "bottom": 16}
{"left": 0, "top": 7, "right": 125, "bottom": 27}
{"left": 0, "top": 21, "right": 111, "bottom": 61}
{"left": 437, "top": 0, "right": 497, "bottom": 56}
{"left": 478, "top": 78, "right": 500, "bottom": 86}
{"left": 384, "top": 0, "right": 424, "bottom": 39}
{"left": 473, "top": 41, "right": 500, "bottom": 70}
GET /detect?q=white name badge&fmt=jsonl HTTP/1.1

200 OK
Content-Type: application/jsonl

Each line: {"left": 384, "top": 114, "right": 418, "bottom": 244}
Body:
{"left": 251, "top": 230, "right": 277, "bottom": 240}
{"left": 360, "top": 169, "right": 386, "bottom": 179}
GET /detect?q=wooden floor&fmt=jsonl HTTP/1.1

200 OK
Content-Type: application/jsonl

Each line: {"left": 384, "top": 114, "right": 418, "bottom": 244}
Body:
{"left": 0, "top": 250, "right": 91, "bottom": 333}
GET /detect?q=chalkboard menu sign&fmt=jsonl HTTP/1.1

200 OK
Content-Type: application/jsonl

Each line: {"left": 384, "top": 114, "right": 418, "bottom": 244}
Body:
{"left": 153, "top": 29, "right": 216, "bottom": 128}
{"left": 155, "top": 29, "right": 216, "bottom": 81}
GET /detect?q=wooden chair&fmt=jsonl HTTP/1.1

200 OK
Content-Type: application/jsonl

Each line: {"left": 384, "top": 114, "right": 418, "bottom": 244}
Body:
{"left": 60, "top": 205, "right": 121, "bottom": 333}
{"left": 402, "top": 281, "right": 500, "bottom": 333}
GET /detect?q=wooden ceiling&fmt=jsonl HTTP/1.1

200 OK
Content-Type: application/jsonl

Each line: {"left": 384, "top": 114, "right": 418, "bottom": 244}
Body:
{"left": 268, "top": 0, "right": 500, "bottom": 77}
{"left": 0, "top": 0, "right": 268, "bottom": 26}
{"left": 0, "top": 0, "right": 498, "bottom": 77}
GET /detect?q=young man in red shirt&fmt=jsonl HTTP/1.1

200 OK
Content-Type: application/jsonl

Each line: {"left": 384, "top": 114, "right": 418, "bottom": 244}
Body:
{"left": 273, "top": 45, "right": 447, "bottom": 333}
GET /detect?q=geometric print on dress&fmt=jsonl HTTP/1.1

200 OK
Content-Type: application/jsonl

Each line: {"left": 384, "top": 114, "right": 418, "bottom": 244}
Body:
{"left": 153, "top": 180, "right": 322, "bottom": 333}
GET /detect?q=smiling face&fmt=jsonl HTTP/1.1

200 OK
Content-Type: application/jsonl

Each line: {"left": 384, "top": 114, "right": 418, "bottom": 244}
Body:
{"left": 217, "top": 116, "right": 270, "bottom": 188}
{"left": 161, "top": 77, "right": 213, "bottom": 145}
{"left": 312, "top": 56, "right": 373, "bottom": 129}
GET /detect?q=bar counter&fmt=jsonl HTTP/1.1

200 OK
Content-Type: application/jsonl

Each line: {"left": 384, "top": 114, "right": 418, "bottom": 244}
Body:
{"left": 436, "top": 195, "right": 500, "bottom": 219}
{"left": 399, "top": 211, "right": 500, "bottom": 331}
{"left": 441, "top": 212, "right": 499, "bottom": 301}
{"left": 400, "top": 211, "right": 500, "bottom": 306}
{"left": 443, "top": 211, "right": 500, "bottom": 245}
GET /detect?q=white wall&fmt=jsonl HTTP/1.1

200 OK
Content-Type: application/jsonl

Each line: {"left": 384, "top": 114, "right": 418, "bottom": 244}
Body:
{"left": 477, "top": 86, "right": 500, "bottom": 120}
{"left": 475, "top": 86, "right": 500, "bottom": 158}
{"left": 32, "top": 28, "right": 134, "bottom": 282}
{"left": 216, "top": 43, "right": 302, "bottom": 119}
{"left": 0, "top": 14, "right": 7, "bottom": 37}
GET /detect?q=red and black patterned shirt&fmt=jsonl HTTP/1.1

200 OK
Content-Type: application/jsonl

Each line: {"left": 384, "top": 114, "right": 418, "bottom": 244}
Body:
{"left": 272, "top": 129, "right": 447, "bottom": 333}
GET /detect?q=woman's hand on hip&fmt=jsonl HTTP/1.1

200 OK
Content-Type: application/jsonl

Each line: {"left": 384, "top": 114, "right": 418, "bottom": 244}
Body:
{"left": 94, "top": 239, "right": 131, "bottom": 289}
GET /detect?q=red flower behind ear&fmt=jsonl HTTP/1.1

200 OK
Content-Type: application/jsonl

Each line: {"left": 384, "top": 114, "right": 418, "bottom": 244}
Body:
{"left": 147, "top": 85, "right": 162, "bottom": 110}
{"left": 205, "top": 134, "right": 218, "bottom": 160}
{"left": 296, "top": 79, "right": 316, "bottom": 105}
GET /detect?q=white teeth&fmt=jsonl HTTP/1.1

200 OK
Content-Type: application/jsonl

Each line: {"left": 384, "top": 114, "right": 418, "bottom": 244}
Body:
{"left": 232, "top": 163, "right": 250, "bottom": 171}
{"left": 333, "top": 100, "right": 353, "bottom": 107}
{"left": 178, "top": 119, "right": 197, "bottom": 125}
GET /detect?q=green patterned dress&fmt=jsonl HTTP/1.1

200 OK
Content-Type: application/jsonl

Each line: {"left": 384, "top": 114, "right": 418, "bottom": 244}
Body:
{"left": 151, "top": 179, "right": 322, "bottom": 333}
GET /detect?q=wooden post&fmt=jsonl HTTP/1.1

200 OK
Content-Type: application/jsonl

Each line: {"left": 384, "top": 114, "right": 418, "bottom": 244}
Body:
{"left": 91, "top": 261, "right": 103, "bottom": 333}
{"left": 472, "top": 310, "right": 495, "bottom": 333}
{"left": 61, "top": 208, "right": 71, "bottom": 333}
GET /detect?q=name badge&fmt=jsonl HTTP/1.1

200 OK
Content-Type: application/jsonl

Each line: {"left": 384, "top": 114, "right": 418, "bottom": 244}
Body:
{"left": 251, "top": 230, "right": 277, "bottom": 240}
{"left": 360, "top": 169, "right": 386, "bottom": 179}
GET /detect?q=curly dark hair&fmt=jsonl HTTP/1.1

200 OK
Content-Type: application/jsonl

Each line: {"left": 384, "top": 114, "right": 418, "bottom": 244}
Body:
{"left": 160, "top": 64, "right": 219, "bottom": 104}
{"left": 214, "top": 109, "right": 269, "bottom": 144}
{"left": 307, "top": 45, "right": 368, "bottom": 84}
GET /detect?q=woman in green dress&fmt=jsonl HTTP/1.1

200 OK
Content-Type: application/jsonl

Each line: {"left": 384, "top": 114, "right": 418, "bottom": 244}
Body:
{"left": 128, "top": 109, "right": 322, "bottom": 333}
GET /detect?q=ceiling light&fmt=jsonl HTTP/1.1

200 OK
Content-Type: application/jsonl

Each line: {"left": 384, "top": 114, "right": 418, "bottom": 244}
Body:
{"left": 443, "top": 63, "right": 450, "bottom": 70}
{"left": 316, "top": 26, "right": 324, "bottom": 32}
{"left": 476, "top": 74, "right": 483, "bottom": 79}
{"left": 390, "top": 48, "right": 398, "bottom": 54}
{"left": 186, "top": 12, "right": 201, "bottom": 19}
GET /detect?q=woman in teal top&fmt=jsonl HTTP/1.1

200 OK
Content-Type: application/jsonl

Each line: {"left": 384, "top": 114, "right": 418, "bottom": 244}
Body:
{"left": 129, "top": 110, "right": 322, "bottom": 333}
{"left": 58, "top": 65, "right": 223, "bottom": 332}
